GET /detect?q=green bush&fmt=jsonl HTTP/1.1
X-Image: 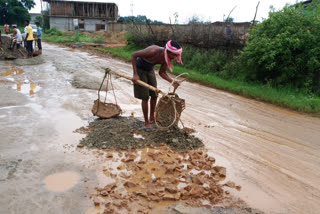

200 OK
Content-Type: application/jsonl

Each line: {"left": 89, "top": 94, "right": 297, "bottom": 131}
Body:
{"left": 181, "top": 46, "right": 230, "bottom": 74}
{"left": 236, "top": 0, "right": 320, "bottom": 95}
{"left": 46, "top": 27, "right": 62, "bottom": 36}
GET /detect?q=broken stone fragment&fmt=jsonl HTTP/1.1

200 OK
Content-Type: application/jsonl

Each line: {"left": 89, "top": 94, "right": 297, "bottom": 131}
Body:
{"left": 213, "top": 166, "right": 226, "bottom": 178}
{"left": 124, "top": 181, "right": 137, "bottom": 188}
{"left": 119, "top": 172, "right": 131, "bottom": 179}
{"left": 165, "top": 184, "right": 178, "bottom": 193}
{"left": 190, "top": 184, "right": 205, "bottom": 198}
{"left": 163, "top": 193, "right": 178, "bottom": 201}
{"left": 134, "top": 191, "right": 148, "bottom": 198}
{"left": 103, "top": 183, "right": 117, "bottom": 192}
{"left": 106, "top": 153, "right": 113, "bottom": 158}
{"left": 224, "top": 181, "right": 236, "bottom": 188}
{"left": 148, "top": 195, "right": 161, "bottom": 202}
{"left": 138, "top": 160, "right": 146, "bottom": 164}
{"left": 192, "top": 176, "right": 204, "bottom": 185}
{"left": 122, "top": 155, "right": 136, "bottom": 162}
{"left": 207, "top": 156, "right": 216, "bottom": 163}
{"left": 93, "top": 196, "right": 100, "bottom": 206}
{"left": 236, "top": 185, "right": 242, "bottom": 191}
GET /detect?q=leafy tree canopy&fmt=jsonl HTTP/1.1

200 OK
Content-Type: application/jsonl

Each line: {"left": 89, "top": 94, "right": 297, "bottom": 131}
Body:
{"left": 0, "top": 0, "right": 35, "bottom": 26}
{"left": 236, "top": 0, "right": 320, "bottom": 95}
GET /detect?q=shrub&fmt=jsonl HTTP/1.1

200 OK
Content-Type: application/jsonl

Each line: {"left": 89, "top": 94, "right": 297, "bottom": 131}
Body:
{"left": 236, "top": 0, "right": 320, "bottom": 94}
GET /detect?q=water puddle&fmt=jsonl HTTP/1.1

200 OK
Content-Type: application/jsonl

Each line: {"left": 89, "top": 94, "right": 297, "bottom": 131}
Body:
{"left": 44, "top": 171, "right": 80, "bottom": 192}
{"left": 13, "top": 81, "right": 41, "bottom": 95}
{"left": 0, "top": 68, "right": 24, "bottom": 76}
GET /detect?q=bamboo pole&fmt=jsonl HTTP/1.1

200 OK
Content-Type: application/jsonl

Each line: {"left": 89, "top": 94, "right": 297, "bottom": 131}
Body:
{"left": 107, "top": 69, "right": 165, "bottom": 96}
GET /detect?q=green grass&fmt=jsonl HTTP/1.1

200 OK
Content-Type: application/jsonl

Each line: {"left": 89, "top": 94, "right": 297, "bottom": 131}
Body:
{"left": 43, "top": 28, "right": 104, "bottom": 44}
{"left": 96, "top": 45, "right": 320, "bottom": 116}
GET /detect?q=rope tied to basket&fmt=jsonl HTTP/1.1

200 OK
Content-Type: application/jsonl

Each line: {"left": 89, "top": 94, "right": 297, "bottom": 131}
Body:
{"left": 91, "top": 68, "right": 122, "bottom": 119}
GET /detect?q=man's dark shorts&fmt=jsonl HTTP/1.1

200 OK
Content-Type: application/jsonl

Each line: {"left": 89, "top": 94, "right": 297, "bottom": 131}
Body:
{"left": 134, "top": 68, "right": 157, "bottom": 100}
{"left": 26, "top": 40, "right": 33, "bottom": 53}
{"left": 16, "top": 43, "right": 21, "bottom": 49}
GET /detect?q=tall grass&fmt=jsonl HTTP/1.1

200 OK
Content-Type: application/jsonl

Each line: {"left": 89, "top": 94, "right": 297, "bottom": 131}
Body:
{"left": 96, "top": 45, "right": 320, "bottom": 116}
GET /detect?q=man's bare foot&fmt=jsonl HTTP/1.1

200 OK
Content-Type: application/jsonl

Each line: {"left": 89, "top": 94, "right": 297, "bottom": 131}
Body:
{"left": 149, "top": 117, "right": 155, "bottom": 124}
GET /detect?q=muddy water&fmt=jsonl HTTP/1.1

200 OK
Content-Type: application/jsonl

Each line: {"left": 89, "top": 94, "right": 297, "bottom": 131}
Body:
{"left": 1, "top": 43, "right": 320, "bottom": 214}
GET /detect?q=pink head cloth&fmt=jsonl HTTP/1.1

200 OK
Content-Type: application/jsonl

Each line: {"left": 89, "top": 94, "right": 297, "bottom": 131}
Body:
{"left": 164, "top": 40, "right": 183, "bottom": 72}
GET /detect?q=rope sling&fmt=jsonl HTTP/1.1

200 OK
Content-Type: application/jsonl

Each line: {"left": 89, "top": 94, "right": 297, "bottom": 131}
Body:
{"left": 91, "top": 69, "right": 122, "bottom": 119}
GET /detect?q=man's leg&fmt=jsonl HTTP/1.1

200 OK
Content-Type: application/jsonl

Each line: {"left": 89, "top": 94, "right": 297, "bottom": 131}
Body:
{"left": 141, "top": 99, "right": 151, "bottom": 128}
{"left": 16, "top": 44, "right": 25, "bottom": 58}
{"left": 149, "top": 96, "right": 157, "bottom": 123}
{"left": 38, "top": 39, "right": 42, "bottom": 54}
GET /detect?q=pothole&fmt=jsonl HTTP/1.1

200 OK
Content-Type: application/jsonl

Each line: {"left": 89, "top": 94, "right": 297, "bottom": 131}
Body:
{"left": 44, "top": 171, "right": 80, "bottom": 192}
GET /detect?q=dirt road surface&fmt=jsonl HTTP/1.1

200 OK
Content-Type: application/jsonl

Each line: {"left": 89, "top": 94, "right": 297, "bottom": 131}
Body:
{"left": 1, "top": 43, "right": 320, "bottom": 214}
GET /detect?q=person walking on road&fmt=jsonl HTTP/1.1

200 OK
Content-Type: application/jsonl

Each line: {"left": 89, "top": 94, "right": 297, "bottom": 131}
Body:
{"left": 131, "top": 40, "right": 183, "bottom": 131}
{"left": 24, "top": 20, "right": 34, "bottom": 58}
{"left": 0, "top": 28, "right": 2, "bottom": 50}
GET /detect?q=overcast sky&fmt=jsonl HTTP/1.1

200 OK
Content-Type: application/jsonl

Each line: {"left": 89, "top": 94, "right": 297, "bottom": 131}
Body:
{"left": 30, "top": 0, "right": 301, "bottom": 23}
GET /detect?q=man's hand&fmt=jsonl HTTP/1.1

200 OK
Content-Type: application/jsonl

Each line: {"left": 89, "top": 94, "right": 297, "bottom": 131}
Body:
{"left": 132, "top": 74, "right": 140, "bottom": 83}
{"left": 172, "top": 81, "right": 180, "bottom": 89}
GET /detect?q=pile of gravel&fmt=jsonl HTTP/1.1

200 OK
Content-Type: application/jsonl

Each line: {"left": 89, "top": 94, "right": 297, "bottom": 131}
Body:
{"left": 77, "top": 117, "right": 204, "bottom": 151}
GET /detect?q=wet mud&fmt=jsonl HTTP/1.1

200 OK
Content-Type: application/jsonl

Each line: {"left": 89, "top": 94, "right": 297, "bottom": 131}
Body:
{"left": 76, "top": 117, "right": 204, "bottom": 151}
{"left": 72, "top": 74, "right": 112, "bottom": 90}
{"left": 12, "top": 56, "right": 45, "bottom": 66}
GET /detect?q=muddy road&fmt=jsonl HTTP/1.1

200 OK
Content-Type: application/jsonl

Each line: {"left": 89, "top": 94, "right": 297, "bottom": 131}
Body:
{"left": 1, "top": 43, "right": 320, "bottom": 214}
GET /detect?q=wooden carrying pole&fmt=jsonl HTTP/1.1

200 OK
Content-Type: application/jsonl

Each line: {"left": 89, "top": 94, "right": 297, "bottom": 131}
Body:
{"left": 106, "top": 68, "right": 165, "bottom": 96}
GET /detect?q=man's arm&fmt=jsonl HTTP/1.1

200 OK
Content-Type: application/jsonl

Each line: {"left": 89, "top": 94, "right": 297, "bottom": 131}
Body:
{"left": 158, "top": 64, "right": 180, "bottom": 89}
{"left": 37, "top": 27, "right": 42, "bottom": 37}
{"left": 131, "top": 46, "right": 158, "bottom": 83}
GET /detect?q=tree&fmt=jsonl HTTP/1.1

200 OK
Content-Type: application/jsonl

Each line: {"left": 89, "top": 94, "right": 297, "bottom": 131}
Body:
{"left": 224, "top": 17, "right": 234, "bottom": 22}
{"left": 236, "top": 0, "right": 320, "bottom": 94}
{"left": 0, "top": 0, "right": 35, "bottom": 25}
{"left": 118, "top": 15, "right": 164, "bottom": 24}
{"left": 35, "top": 16, "right": 42, "bottom": 26}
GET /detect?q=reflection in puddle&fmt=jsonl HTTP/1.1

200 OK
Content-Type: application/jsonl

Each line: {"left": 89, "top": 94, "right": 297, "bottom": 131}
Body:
{"left": 13, "top": 82, "right": 41, "bottom": 95}
{"left": 0, "top": 68, "right": 24, "bottom": 76}
{"left": 44, "top": 171, "right": 80, "bottom": 192}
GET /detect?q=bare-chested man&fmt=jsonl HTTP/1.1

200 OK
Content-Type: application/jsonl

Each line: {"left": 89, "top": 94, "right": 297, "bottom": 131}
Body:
{"left": 131, "top": 40, "right": 183, "bottom": 130}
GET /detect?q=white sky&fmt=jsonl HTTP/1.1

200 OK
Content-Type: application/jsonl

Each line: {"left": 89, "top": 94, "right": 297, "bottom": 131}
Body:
{"left": 30, "top": 0, "right": 301, "bottom": 24}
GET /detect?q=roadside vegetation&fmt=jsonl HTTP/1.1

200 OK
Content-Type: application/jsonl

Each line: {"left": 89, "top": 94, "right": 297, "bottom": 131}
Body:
{"left": 43, "top": 28, "right": 104, "bottom": 44}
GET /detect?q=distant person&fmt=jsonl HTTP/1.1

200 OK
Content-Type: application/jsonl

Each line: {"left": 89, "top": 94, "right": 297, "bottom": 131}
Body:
{"left": 23, "top": 25, "right": 27, "bottom": 49}
{"left": 24, "top": 20, "right": 34, "bottom": 58}
{"left": 226, "top": 24, "right": 232, "bottom": 47}
{"left": 10, "top": 25, "right": 25, "bottom": 58}
{"left": 131, "top": 40, "right": 183, "bottom": 131}
{"left": 36, "top": 22, "right": 42, "bottom": 54}
{"left": 4, "top": 24, "right": 10, "bottom": 34}
{"left": 0, "top": 28, "right": 2, "bottom": 49}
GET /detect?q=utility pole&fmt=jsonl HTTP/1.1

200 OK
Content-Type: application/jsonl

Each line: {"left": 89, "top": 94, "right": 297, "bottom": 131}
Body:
{"left": 130, "top": 0, "right": 134, "bottom": 17}
{"left": 40, "top": 0, "right": 44, "bottom": 31}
